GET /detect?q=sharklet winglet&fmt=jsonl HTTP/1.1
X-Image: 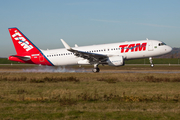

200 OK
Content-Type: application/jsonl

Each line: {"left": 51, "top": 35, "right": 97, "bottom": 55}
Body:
{"left": 61, "top": 39, "right": 72, "bottom": 50}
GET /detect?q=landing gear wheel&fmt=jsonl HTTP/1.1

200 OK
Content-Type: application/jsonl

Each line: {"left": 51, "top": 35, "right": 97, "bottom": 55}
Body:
{"left": 150, "top": 64, "right": 154, "bottom": 68}
{"left": 92, "top": 68, "right": 100, "bottom": 73}
{"left": 93, "top": 64, "right": 100, "bottom": 73}
{"left": 96, "top": 68, "right": 100, "bottom": 72}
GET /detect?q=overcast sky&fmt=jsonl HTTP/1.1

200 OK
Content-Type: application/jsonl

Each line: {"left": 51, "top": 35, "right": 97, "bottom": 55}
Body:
{"left": 1, "top": 0, "right": 180, "bottom": 57}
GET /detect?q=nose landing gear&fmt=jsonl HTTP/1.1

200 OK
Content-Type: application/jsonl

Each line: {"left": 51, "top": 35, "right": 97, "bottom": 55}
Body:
{"left": 149, "top": 57, "right": 154, "bottom": 67}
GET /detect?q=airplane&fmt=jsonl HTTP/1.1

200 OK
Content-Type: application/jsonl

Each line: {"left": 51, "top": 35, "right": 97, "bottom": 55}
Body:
{"left": 8, "top": 27, "right": 172, "bottom": 73}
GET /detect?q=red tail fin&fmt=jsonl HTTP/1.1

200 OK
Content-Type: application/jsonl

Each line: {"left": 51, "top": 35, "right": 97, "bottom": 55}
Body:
{"left": 8, "top": 28, "right": 40, "bottom": 55}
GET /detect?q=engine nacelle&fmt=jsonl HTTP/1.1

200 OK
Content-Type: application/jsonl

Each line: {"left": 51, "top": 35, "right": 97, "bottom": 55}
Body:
{"left": 107, "top": 56, "right": 124, "bottom": 66}
{"left": 78, "top": 59, "right": 90, "bottom": 65}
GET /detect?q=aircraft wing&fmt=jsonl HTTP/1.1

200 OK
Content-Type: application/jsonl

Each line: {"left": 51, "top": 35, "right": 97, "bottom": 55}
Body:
{"left": 61, "top": 39, "right": 108, "bottom": 64}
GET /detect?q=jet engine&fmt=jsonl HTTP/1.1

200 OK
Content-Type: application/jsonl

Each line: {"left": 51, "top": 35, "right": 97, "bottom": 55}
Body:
{"left": 106, "top": 56, "right": 124, "bottom": 66}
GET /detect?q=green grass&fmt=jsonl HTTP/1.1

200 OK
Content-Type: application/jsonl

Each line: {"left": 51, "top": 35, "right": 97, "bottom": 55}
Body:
{"left": 0, "top": 58, "right": 22, "bottom": 64}
{"left": 126, "top": 58, "right": 180, "bottom": 64}
{"left": 1, "top": 72, "right": 180, "bottom": 119}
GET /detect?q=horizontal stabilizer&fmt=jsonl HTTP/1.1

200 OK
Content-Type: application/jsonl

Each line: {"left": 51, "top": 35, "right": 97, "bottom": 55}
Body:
{"left": 10, "top": 55, "right": 31, "bottom": 61}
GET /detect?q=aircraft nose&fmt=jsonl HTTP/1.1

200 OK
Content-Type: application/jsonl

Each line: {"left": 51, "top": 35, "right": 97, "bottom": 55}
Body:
{"left": 166, "top": 46, "right": 172, "bottom": 53}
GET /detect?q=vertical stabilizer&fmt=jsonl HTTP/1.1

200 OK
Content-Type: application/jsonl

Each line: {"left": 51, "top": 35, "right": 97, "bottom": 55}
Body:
{"left": 8, "top": 27, "right": 53, "bottom": 66}
{"left": 8, "top": 28, "right": 40, "bottom": 55}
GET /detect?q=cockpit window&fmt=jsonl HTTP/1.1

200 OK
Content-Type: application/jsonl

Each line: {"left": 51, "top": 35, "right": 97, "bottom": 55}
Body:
{"left": 158, "top": 42, "right": 166, "bottom": 46}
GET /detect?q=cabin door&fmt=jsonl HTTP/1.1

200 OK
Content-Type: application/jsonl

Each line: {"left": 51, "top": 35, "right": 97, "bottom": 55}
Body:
{"left": 148, "top": 41, "right": 153, "bottom": 51}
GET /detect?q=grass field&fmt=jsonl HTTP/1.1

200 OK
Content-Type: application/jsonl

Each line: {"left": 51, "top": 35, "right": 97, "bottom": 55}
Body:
{"left": 0, "top": 65, "right": 180, "bottom": 119}
{"left": 0, "top": 58, "right": 22, "bottom": 64}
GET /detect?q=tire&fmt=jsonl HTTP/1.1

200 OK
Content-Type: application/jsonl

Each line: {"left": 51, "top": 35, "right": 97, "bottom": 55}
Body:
{"left": 92, "top": 68, "right": 100, "bottom": 73}
{"left": 150, "top": 64, "right": 154, "bottom": 67}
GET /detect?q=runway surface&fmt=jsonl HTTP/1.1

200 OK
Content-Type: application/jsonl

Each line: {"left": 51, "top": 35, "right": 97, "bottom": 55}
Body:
{"left": 1, "top": 66, "right": 180, "bottom": 74}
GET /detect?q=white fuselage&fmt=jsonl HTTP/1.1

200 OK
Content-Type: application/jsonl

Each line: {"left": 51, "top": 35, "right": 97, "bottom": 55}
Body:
{"left": 41, "top": 40, "right": 172, "bottom": 66}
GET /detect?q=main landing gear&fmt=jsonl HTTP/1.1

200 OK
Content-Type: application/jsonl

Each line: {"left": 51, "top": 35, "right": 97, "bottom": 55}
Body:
{"left": 92, "top": 64, "right": 100, "bottom": 73}
{"left": 149, "top": 57, "right": 154, "bottom": 67}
